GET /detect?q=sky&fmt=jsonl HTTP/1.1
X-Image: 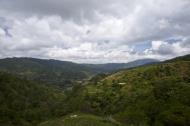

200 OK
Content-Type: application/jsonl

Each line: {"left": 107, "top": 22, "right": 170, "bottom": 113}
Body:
{"left": 0, "top": 0, "right": 190, "bottom": 63}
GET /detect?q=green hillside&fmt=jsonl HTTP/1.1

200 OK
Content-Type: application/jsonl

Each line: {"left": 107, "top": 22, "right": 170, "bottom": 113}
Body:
{"left": 0, "top": 72, "right": 120, "bottom": 126}
{"left": 37, "top": 54, "right": 190, "bottom": 126}
{"left": 0, "top": 58, "right": 92, "bottom": 88}
{"left": 0, "top": 55, "right": 190, "bottom": 126}
{"left": 0, "top": 58, "right": 158, "bottom": 88}
{"left": 81, "top": 56, "right": 190, "bottom": 126}
{"left": 0, "top": 72, "right": 66, "bottom": 126}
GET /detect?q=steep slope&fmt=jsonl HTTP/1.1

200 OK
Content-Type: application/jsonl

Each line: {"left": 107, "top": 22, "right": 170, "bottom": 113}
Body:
{"left": 82, "top": 55, "right": 190, "bottom": 126}
{"left": 0, "top": 72, "right": 66, "bottom": 126}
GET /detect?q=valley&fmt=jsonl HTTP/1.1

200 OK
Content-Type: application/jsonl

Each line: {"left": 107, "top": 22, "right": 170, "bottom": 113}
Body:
{"left": 0, "top": 54, "right": 190, "bottom": 126}
{"left": 0, "top": 57, "right": 158, "bottom": 88}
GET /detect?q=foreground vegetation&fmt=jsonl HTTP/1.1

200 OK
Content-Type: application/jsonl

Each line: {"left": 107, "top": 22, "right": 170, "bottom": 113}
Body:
{"left": 0, "top": 55, "right": 190, "bottom": 126}
{"left": 83, "top": 61, "right": 190, "bottom": 126}
{"left": 0, "top": 72, "right": 66, "bottom": 126}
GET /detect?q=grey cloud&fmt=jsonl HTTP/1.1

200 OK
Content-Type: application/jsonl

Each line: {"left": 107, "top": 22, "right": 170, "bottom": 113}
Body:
{"left": 0, "top": 0, "right": 127, "bottom": 23}
{"left": 181, "top": 37, "right": 190, "bottom": 47}
{"left": 155, "top": 45, "right": 175, "bottom": 55}
{"left": 144, "top": 40, "right": 190, "bottom": 60}
{"left": 0, "top": 0, "right": 190, "bottom": 63}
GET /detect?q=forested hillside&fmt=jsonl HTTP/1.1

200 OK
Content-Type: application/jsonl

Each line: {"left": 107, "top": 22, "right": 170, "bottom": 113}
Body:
{"left": 0, "top": 72, "right": 66, "bottom": 126}
{"left": 81, "top": 55, "right": 190, "bottom": 126}
{"left": 0, "top": 55, "right": 190, "bottom": 126}
{"left": 0, "top": 58, "right": 92, "bottom": 88}
{"left": 37, "top": 55, "right": 190, "bottom": 126}
{"left": 0, "top": 58, "right": 158, "bottom": 88}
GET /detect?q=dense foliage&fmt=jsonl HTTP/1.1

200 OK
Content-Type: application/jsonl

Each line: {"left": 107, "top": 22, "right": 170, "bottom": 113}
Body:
{"left": 0, "top": 72, "right": 66, "bottom": 126}
{"left": 0, "top": 55, "right": 190, "bottom": 126}
{"left": 81, "top": 60, "right": 190, "bottom": 126}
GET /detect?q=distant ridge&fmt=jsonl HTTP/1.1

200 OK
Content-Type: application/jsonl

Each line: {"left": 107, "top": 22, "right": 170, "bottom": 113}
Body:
{"left": 0, "top": 57, "right": 159, "bottom": 87}
{"left": 0, "top": 57, "right": 92, "bottom": 88}
{"left": 85, "top": 58, "right": 159, "bottom": 72}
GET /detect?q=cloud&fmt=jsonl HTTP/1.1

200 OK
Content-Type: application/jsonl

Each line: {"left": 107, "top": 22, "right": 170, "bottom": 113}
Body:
{"left": 0, "top": 28, "right": 5, "bottom": 36}
{"left": 0, "top": 0, "right": 190, "bottom": 63}
{"left": 144, "top": 40, "right": 190, "bottom": 60}
{"left": 0, "top": 16, "right": 136, "bottom": 63}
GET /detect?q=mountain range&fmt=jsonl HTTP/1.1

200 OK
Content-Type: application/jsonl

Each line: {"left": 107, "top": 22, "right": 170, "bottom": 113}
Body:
{"left": 0, "top": 57, "right": 159, "bottom": 88}
{"left": 0, "top": 54, "right": 190, "bottom": 126}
